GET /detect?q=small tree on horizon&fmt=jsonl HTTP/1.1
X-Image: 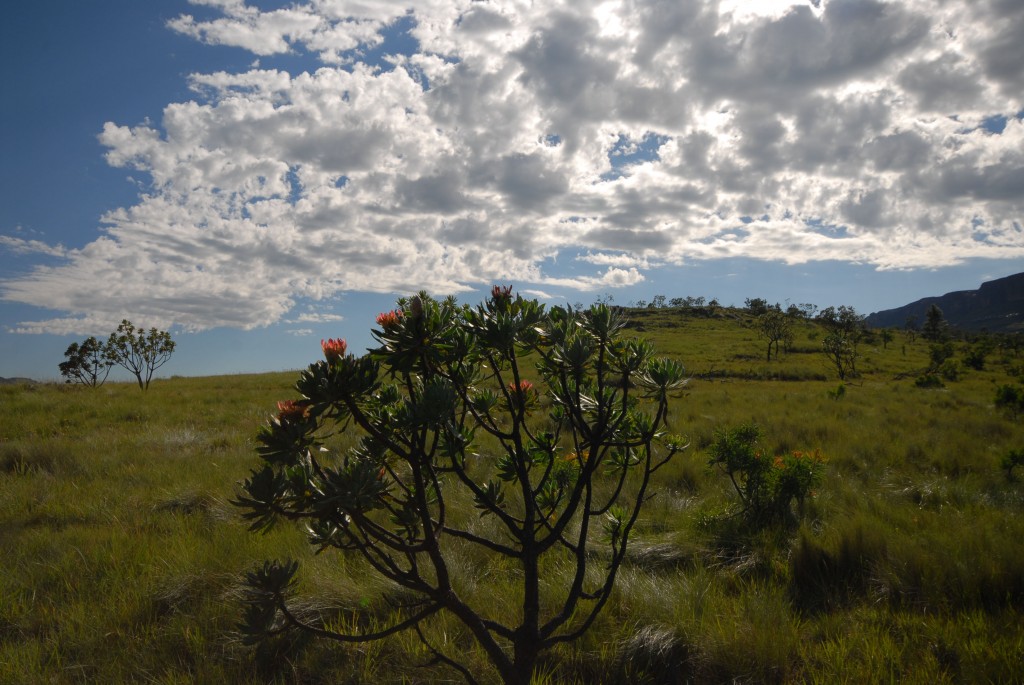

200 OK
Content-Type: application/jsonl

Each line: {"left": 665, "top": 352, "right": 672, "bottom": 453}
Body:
{"left": 235, "top": 289, "right": 689, "bottom": 685}
{"left": 744, "top": 297, "right": 771, "bottom": 316}
{"left": 106, "top": 320, "right": 176, "bottom": 390}
{"left": 58, "top": 336, "right": 115, "bottom": 387}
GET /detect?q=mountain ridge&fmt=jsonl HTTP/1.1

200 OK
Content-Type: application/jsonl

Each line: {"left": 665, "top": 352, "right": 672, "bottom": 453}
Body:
{"left": 865, "top": 272, "right": 1024, "bottom": 333}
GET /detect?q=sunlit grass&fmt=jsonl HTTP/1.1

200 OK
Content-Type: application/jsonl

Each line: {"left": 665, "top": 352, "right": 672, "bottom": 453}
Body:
{"left": 2, "top": 311, "right": 1023, "bottom": 683}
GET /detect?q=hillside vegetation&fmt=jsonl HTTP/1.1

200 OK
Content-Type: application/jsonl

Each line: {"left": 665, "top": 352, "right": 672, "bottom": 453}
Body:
{"left": 2, "top": 306, "right": 1023, "bottom": 683}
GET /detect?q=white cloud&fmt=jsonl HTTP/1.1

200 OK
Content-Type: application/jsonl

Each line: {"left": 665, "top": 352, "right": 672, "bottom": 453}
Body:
{"left": 577, "top": 252, "right": 653, "bottom": 269}
{"left": 3, "top": 0, "right": 1022, "bottom": 333}
{"left": 290, "top": 311, "right": 344, "bottom": 323}
{"left": 522, "top": 288, "right": 559, "bottom": 300}
{"left": 543, "top": 267, "right": 646, "bottom": 290}
{"left": 0, "top": 236, "right": 67, "bottom": 258}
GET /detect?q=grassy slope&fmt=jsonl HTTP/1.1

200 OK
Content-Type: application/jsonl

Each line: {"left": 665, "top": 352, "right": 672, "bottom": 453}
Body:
{"left": 2, "top": 310, "right": 1023, "bottom": 684}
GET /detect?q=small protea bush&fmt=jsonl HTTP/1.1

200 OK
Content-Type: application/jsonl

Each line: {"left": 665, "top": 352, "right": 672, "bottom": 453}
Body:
{"left": 235, "top": 288, "right": 689, "bottom": 685}
{"left": 707, "top": 423, "right": 825, "bottom": 525}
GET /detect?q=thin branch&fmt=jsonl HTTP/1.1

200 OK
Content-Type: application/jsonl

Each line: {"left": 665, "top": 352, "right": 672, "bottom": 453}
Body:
{"left": 414, "top": 623, "right": 480, "bottom": 685}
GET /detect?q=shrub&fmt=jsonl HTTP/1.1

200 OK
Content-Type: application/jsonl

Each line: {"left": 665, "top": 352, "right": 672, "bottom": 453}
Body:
{"left": 928, "top": 342, "right": 955, "bottom": 372}
{"left": 706, "top": 423, "right": 825, "bottom": 525}
{"left": 939, "top": 359, "right": 961, "bottom": 382}
{"left": 995, "top": 384, "right": 1024, "bottom": 418}
{"left": 1001, "top": 449, "right": 1024, "bottom": 481}
{"left": 915, "top": 374, "right": 944, "bottom": 389}
{"left": 963, "top": 345, "right": 987, "bottom": 371}
{"left": 234, "top": 290, "right": 689, "bottom": 684}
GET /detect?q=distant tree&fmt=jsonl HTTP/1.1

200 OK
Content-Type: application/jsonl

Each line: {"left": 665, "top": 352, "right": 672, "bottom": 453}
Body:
{"left": 816, "top": 306, "right": 864, "bottom": 380}
{"left": 58, "top": 336, "right": 114, "bottom": 387}
{"left": 822, "top": 332, "right": 857, "bottom": 380}
{"left": 634, "top": 300, "right": 648, "bottom": 308}
{"left": 879, "top": 329, "right": 894, "bottom": 349}
{"left": 651, "top": 294, "right": 666, "bottom": 309}
{"left": 669, "top": 297, "right": 686, "bottom": 308}
{"left": 816, "top": 306, "right": 863, "bottom": 336}
{"left": 904, "top": 315, "right": 919, "bottom": 342}
{"left": 922, "top": 304, "right": 948, "bottom": 342}
{"left": 798, "top": 303, "right": 818, "bottom": 319}
{"left": 745, "top": 298, "right": 770, "bottom": 316}
{"left": 757, "top": 310, "right": 792, "bottom": 362}
{"left": 106, "top": 320, "right": 176, "bottom": 391}
{"left": 707, "top": 298, "right": 720, "bottom": 314}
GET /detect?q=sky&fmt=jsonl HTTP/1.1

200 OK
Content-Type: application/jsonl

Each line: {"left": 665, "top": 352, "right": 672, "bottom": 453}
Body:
{"left": 1, "top": 0, "right": 1023, "bottom": 381}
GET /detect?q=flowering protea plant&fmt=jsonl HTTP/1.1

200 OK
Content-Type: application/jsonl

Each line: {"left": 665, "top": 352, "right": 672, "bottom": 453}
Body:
{"left": 707, "top": 423, "right": 825, "bottom": 524}
{"left": 235, "top": 289, "right": 689, "bottom": 685}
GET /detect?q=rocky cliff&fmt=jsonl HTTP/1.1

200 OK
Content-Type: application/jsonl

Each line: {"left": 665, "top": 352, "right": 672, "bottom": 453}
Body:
{"left": 865, "top": 272, "right": 1024, "bottom": 333}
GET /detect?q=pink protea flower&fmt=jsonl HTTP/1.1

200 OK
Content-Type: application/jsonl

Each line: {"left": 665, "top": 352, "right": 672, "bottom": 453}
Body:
{"left": 277, "top": 399, "right": 310, "bottom": 422}
{"left": 508, "top": 379, "right": 535, "bottom": 394}
{"left": 376, "top": 309, "right": 403, "bottom": 330}
{"left": 507, "top": 380, "right": 538, "bottom": 410}
{"left": 491, "top": 284, "right": 513, "bottom": 301}
{"left": 321, "top": 338, "right": 347, "bottom": 363}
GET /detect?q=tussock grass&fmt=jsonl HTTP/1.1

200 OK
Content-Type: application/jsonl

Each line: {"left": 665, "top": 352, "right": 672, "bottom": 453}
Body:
{"left": 3, "top": 315, "right": 1024, "bottom": 683}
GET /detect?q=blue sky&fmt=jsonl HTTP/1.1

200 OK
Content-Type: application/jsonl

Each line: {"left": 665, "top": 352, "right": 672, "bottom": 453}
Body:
{"left": 2, "top": 0, "right": 1022, "bottom": 381}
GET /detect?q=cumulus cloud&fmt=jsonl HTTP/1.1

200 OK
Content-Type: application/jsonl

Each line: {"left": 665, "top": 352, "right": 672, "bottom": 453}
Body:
{"left": 2, "top": 0, "right": 1023, "bottom": 333}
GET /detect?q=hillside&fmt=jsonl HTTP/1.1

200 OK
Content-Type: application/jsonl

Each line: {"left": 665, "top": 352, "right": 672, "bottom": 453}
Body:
{"left": 865, "top": 271, "right": 1024, "bottom": 332}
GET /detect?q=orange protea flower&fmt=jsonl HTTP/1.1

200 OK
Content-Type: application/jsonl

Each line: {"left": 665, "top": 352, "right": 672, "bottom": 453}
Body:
{"left": 277, "top": 399, "right": 310, "bottom": 422}
{"left": 773, "top": 456, "right": 785, "bottom": 469}
{"left": 376, "top": 309, "right": 403, "bottom": 330}
{"left": 321, "top": 337, "right": 347, "bottom": 363}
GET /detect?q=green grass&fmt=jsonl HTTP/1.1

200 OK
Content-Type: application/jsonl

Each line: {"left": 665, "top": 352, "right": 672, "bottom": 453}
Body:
{"left": 3, "top": 310, "right": 1024, "bottom": 683}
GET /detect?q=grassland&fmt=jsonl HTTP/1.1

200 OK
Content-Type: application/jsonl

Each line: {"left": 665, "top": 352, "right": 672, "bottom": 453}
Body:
{"left": 2, "top": 307, "right": 1023, "bottom": 683}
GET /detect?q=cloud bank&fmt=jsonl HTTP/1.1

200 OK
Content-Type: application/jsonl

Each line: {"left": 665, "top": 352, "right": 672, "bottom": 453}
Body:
{"left": 4, "top": 0, "right": 1023, "bottom": 333}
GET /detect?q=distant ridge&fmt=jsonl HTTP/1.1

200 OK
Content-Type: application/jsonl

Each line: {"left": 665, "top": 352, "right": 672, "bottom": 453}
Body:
{"left": 865, "top": 272, "right": 1024, "bottom": 333}
{"left": 0, "top": 377, "right": 36, "bottom": 385}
